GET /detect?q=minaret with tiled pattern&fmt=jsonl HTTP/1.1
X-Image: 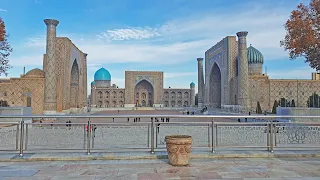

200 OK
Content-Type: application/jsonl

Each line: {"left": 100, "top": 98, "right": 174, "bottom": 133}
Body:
{"left": 44, "top": 19, "right": 59, "bottom": 113}
{"left": 236, "top": 31, "right": 249, "bottom": 111}
{"left": 197, "top": 58, "right": 204, "bottom": 107}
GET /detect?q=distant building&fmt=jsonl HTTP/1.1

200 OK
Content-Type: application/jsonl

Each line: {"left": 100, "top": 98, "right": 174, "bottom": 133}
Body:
{"left": 198, "top": 31, "right": 320, "bottom": 112}
{"left": 0, "top": 19, "right": 87, "bottom": 114}
{"left": 90, "top": 70, "right": 195, "bottom": 108}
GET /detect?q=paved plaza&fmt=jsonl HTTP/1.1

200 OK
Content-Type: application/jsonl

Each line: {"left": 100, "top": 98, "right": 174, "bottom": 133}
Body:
{"left": 0, "top": 158, "right": 319, "bottom": 179}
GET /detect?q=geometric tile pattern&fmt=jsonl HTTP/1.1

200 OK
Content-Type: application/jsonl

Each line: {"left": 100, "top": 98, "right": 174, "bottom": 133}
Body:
{"left": 163, "top": 88, "right": 192, "bottom": 107}
{"left": 0, "top": 77, "right": 44, "bottom": 114}
{"left": 44, "top": 19, "right": 59, "bottom": 111}
{"left": 197, "top": 58, "right": 204, "bottom": 106}
{"left": 249, "top": 77, "right": 320, "bottom": 111}
{"left": 202, "top": 31, "right": 320, "bottom": 112}
{"left": 0, "top": 20, "right": 87, "bottom": 114}
{"left": 125, "top": 71, "right": 164, "bottom": 105}
{"left": 236, "top": 31, "right": 249, "bottom": 110}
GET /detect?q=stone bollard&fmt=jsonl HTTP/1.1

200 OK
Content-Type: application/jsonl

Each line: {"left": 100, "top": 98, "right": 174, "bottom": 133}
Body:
{"left": 165, "top": 135, "right": 192, "bottom": 166}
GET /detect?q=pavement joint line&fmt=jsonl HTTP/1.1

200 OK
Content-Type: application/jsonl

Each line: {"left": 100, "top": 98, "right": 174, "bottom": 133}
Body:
{"left": 0, "top": 152, "right": 318, "bottom": 162}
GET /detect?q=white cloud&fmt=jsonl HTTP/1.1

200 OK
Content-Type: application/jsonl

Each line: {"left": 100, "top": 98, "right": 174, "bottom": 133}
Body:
{"left": 77, "top": 39, "right": 210, "bottom": 65}
{"left": 97, "top": 27, "right": 161, "bottom": 41}
{"left": 0, "top": 8, "right": 7, "bottom": 12}
{"left": 24, "top": 37, "right": 46, "bottom": 48}
{"left": 10, "top": 55, "right": 43, "bottom": 66}
{"left": 16, "top": 1, "right": 300, "bottom": 71}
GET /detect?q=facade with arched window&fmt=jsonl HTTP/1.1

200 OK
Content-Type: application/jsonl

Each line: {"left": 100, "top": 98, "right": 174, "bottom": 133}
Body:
{"left": 91, "top": 71, "right": 196, "bottom": 108}
{"left": 0, "top": 19, "right": 87, "bottom": 114}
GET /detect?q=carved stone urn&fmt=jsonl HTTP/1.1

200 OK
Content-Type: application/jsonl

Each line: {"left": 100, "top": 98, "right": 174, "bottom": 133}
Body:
{"left": 165, "top": 135, "right": 192, "bottom": 166}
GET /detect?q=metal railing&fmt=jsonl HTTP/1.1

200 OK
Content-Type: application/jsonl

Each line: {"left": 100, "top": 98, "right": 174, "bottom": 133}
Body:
{"left": 0, "top": 115, "right": 319, "bottom": 156}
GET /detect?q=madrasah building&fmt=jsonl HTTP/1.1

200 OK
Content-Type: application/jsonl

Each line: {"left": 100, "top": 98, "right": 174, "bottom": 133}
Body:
{"left": 90, "top": 69, "right": 195, "bottom": 108}
{"left": 197, "top": 31, "right": 320, "bottom": 112}
{"left": 1, "top": 19, "right": 319, "bottom": 114}
{"left": 0, "top": 19, "right": 88, "bottom": 114}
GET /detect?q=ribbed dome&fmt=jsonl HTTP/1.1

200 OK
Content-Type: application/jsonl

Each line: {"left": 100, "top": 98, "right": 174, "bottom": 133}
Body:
{"left": 24, "top": 68, "right": 45, "bottom": 78}
{"left": 190, "top": 82, "right": 195, "bottom": 87}
{"left": 247, "top": 45, "right": 264, "bottom": 64}
{"left": 94, "top": 68, "right": 111, "bottom": 81}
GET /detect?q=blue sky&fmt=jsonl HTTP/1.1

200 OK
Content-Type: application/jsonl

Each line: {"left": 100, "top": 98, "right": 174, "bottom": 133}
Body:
{"left": 0, "top": 0, "right": 315, "bottom": 93}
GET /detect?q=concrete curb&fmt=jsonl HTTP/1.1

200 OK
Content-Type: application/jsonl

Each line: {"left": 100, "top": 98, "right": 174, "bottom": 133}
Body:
{"left": 1, "top": 153, "right": 319, "bottom": 162}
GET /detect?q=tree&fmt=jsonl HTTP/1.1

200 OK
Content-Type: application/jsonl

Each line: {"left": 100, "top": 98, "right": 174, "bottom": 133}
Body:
{"left": 0, "top": 18, "right": 12, "bottom": 76}
{"left": 280, "top": 0, "right": 320, "bottom": 70}
{"left": 307, "top": 93, "right": 320, "bottom": 107}
{"left": 272, "top": 100, "right": 278, "bottom": 114}
{"left": 256, "top": 101, "right": 263, "bottom": 114}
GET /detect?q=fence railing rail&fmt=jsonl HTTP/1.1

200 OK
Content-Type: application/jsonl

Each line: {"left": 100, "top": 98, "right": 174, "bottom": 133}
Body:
{"left": 0, "top": 115, "right": 319, "bottom": 156}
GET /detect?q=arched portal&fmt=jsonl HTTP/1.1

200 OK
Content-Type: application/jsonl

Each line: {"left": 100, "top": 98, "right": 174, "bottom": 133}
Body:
{"left": 134, "top": 80, "right": 154, "bottom": 107}
{"left": 209, "top": 63, "right": 221, "bottom": 108}
{"left": 70, "top": 60, "right": 79, "bottom": 108}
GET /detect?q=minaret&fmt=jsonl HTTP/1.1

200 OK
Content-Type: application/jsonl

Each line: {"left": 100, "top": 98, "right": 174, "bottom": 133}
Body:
{"left": 197, "top": 58, "right": 204, "bottom": 107}
{"left": 83, "top": 53, "right": 88, "bottom": 107}
{"left": 236, "top": 31, "right": 249, "bottom": 112}
{"left": 44, "top": 19, "right": 59, "bottom": 113}
{"left": 190, "top": 82, "right": 195, "bottom": 106}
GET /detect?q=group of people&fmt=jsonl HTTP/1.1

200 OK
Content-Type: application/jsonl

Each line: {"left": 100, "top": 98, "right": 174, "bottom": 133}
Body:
{"left": 65, "top": 120, "right": 72, "bottom": 128}
{"left": 183, "top": 111, "right": 195, "bottom": 115}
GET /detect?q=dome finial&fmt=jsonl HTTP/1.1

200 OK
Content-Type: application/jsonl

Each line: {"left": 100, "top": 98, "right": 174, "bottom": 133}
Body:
{"left": 250, "top": 44, "right": 252, "bottom": 46}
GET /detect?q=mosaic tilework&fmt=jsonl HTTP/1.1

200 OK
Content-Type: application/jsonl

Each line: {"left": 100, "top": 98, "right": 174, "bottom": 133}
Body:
{"left": 44, "top": 19, "right": 59, "bottom": 111}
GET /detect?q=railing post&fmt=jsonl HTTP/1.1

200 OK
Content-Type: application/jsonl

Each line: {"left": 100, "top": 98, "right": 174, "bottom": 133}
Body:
{"left": 87, "top": 120, "right": 91, "bottom": 155}
{"left": 147, "top": 124, "right": 150, "bottom": 147}
{"left": 19, "top": 121, "right": 24, "bottom": 157}
{"left": 215, "top": 124, "right": 218, "bottom": 148}
{"left": 270, "top": 121, "right": 274, "bottom": 153}
{"left": 83, "top": 124, "right": 86, "bottom": 149}
{"left": 156, "top": 121, "right": 158, "bottom": 148}
{"left": 207, "top": 123, "right": 210, "bottom": 148}
{"left": 92, "top": 123, "right": 95, "bottom": 149}
{"left": 25, "top": 124, "right": 28, "bottom": 150}
{"left": 211, "top": 120, "right": 215, "bottom": 153}
{"left": 267, "top": 121, "right": 270, "bottom": 151}
{"left": 151, "top": 118, "right": 154, "bottom": 154}
{"left": 15, "top": 124, "right": 19, "bottom": 150}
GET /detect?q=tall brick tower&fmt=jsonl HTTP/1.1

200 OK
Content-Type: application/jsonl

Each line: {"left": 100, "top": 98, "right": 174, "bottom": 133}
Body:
{"left": 44, "top": 19, "right": 59, "bottom": 113}
{"left": 197, "top": 58, "right": 204, "bottom": 107}
{"left": 236, "top": 31, "right": 249, "bottom": 112}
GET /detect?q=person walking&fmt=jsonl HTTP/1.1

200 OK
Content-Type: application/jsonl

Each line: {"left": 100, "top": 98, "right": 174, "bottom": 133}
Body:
{"left": 93, "top": 124, "right": 97, "bottom": 137}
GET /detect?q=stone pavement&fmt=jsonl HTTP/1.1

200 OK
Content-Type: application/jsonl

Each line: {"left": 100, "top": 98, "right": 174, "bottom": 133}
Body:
{"left": 0, "top": 150, "right": 319, "bottom": 162}
{"left": 0, "top": 158, "right": 320, "bottom": 179}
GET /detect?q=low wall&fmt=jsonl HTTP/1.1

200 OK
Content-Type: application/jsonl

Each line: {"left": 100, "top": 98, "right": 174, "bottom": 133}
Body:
{"left": 0, "top": 107, "right": 32, "bottom": 123}
{"left": 276, "top": 107, "right": 320, "bottom": 122}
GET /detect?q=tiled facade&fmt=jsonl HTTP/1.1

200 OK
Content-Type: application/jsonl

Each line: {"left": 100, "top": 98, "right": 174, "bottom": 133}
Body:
{"left": 199, "top": 31, "right": 320, "bottom": 112}
{"left": 0, "top": 19, "right": 87, "bottom": 114}
{"left": 91, "top": 71, "right": 195, "bottom": 108}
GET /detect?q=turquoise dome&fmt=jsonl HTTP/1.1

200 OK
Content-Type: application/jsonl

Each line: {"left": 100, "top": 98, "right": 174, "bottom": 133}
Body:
{"left": 190, "top": 82, "right": 195, "bottom": 87}
{"left": 94, "top": 68, "right": 111, "bottom": 81}
{"left": 247, "top": 45, "right": 264, "bottom": 64}
{"left": 91, "top": 81, "right": 96, "bottom": 85}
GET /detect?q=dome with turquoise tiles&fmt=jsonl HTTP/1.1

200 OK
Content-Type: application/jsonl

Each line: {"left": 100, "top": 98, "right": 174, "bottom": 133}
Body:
{"left": 91, "top": 81, "right": 96, "bottom": 85}
{"left": 190, "top": 82, "right": 195, "bottom": 87}
{"left": 94, "top": 67, "right": 111, "bottom": 81}
{"left": 247, "top": 45, "right": 264, "bottom": 64}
